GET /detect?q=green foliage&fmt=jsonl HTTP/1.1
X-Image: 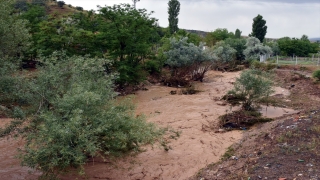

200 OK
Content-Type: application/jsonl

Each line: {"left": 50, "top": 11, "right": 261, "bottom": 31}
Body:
{"left": 265, "top": 41, "right": 280, "bottom": 56}
{"left": 243, "top": 37, "right": 272, "bottom": 61}
{"left": 313, "top": 70, "right": 320, "bottom": 80}
{"left": 165, "top": 37, "right": 214, "bottom": 83}
{"left": 235, "top": 29, "right": 242, "bottom": 39}
{"left": 250, "top": 60, "right": 276, "bottom": 71}
{"left": 14, "top": 0, "right": 28, "bottom": 12}
{"left": 98, "top": 4, "right": 159, "bottom": 85}
{"left": 168, "top": 0, "right": 180, "bottom": 34}
{"left": 0, "top": 0, "right": 31, "bottom": 59}
{"left": 1, "top": 52, "right": 162, "bottom": 178}
{"left": 205, "top": 28, "right": 235, "bottom": 47}
{"left": 176, "top": 29, "right": 202, "bottom": 45}
{"left": 224, "top": 38, "right": 246, "bottom": 61}
{"left": 212, "top": 41, "right": 237, "bottom": 70}
{"left": 277, "top": 36, "right": 318, "bottom": 56}
{"left": 143, "top": 60, "right": 161, "bottom": 74}
{"left": 228, "top": 69, "right": 274, "bottom": 110}
{"left": 249, "top": 14, "right": 267, "bottom": 42}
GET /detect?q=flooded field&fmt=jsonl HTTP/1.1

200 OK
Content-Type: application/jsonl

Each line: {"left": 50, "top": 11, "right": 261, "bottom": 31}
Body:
{"left": 0, "top": 70, "right": 298, "bottom": 180}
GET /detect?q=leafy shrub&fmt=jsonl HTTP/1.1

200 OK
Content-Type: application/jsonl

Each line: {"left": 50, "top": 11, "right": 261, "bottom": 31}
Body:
{"left": 1, "top": 52, "right": 163, "bottom": 178}
{"left": 211, "top": 41, "right": 237, "bottom": 71}
{"left": 144, "top": 60, "right": 161, "bottom": 75}
{"left": 164, "top": 37, "right": 214, "bottom": 84}
{"left": 243, "top": 37, "right": 272, "bottom": 61}
{"left": 313, "top": 70, "right": 320, "bottom": 80}
{"left": 227, "top": 69, "right": 274, "bottom": 110}
{"left": 250, "top": 60, "right": 276, "bottom": 71}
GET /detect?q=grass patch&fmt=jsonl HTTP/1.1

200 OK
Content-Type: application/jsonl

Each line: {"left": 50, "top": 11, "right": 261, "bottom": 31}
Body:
{"left": 221, "top": 146, "right": 235, "bottom": 161}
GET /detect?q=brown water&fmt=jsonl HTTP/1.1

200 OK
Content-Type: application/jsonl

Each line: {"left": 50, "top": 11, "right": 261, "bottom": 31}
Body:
{"left": 0, "top": 70, "right": 296, "bottom": 180}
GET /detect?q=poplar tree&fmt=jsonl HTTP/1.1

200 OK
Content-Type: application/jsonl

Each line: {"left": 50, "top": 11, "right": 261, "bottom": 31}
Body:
{"left": 168, "top": 0, "right": 180, "bottom": 34}
{"left": 235, "top": 29, "right": 242, "bottom": 39}
{"left": 249, "top": 14, "right": 267, "bottom": 42}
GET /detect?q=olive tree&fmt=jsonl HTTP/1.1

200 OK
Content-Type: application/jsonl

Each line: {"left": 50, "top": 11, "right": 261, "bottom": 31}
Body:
{"left": 211, "top": 41, "right": 237, "bottom": 71}
{"left": 165, "top": 37, "right": 214, "bottom": 84}
{"left": 243, "top": 37, "right": 272, "bottom": 61}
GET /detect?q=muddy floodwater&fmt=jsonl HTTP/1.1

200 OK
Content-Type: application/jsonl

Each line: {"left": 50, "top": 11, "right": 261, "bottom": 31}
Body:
{"left": 0, "top": 70, "right": 296, "bottom": 180}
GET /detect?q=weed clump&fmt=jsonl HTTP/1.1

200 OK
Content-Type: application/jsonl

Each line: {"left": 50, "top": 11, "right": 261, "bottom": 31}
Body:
{"left": 312, "top": 69, "right": 320, "bottom": 81}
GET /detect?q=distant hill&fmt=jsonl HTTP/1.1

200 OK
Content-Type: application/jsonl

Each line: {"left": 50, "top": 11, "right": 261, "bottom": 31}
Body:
{"left": 309, "top": 37, "right": 320, "bottom": 42}
{"left": 184, "top": 29, "right": 209, "bottom": 37}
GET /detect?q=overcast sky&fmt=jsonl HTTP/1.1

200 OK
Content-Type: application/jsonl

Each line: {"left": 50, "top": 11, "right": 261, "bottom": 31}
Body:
{"left": 65, "top": 0, "right": 320, "bottom": 39}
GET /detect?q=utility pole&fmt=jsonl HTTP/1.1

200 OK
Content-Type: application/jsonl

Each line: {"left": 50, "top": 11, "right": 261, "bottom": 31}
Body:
{"left": 132, "top": 0, "right": 140, "bottom": 9}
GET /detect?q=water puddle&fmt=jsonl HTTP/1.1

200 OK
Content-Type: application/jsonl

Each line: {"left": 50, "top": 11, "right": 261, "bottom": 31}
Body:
{"left": 259, "top": 105, "right": 298, "bottom": 118}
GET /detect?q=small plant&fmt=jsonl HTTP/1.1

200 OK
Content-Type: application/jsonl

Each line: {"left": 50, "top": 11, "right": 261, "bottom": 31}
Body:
{"left": 312, "top": 69, "right": 320, "bottom": 81}
{"left": 221, "top": 146, "right": 235, "bottom": 160}
{"left": 227, "top": 69, "right": 274, "bottom": 110}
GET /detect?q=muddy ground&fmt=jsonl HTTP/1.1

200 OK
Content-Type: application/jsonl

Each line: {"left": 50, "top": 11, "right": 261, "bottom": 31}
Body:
{"left": 191, "top": 68, "right": 320, "bottom": 180}
{"left": 0, "top": 69, "right": 316, "bottom": 180}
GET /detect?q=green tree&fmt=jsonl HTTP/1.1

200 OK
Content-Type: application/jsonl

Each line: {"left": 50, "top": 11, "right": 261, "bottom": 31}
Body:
{"left": 300, "top": 34, "right": 309, "bottom": 41}
{"left": 205, "top": 28, "right": 234, "bottom": 47}
{"left": 0, "top": 0, "right": 31, "bottom": 59}
{"left": 98, "top": 4, "right": 160, "bottom": 85}
{"left": 168, "top": 0, "right": 180, "bottom": 34}
{"left": 277, "top": 36, "right": 318, "bottom": 56}
{"left": 224, "top": 38, "right": 246, "bottom": 61}
{"left": 249, "top": 14, "right": 267, "bottom": 42}
{"left": 228, "top": 69, "right": 274, "bottom": 110}
{"left": 235, "top": 29, "right": 242, "bottom": 39}
{"left": 265, "top": 41, "right": 280, "bottom": 56}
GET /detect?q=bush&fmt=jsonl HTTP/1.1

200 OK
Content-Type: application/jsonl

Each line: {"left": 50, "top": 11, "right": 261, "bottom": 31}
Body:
{"left": 144, "top": 60, "right": 161, "bottom": 75}
{"left": 313, "top": 70, "right": 320, "bottom": 80}
{"left": 250, "top": 60, "right": 276, "bottom": 71}
{"left": 1, "top": 52, "right": 163, "bottom": 178}
{"left": 75, "top": 6, "right": 83, "bottom": 11}
{"left": 227, "top": 69, "right": 274, "bottom": 110}
{"left": 164, "top": 37, "right": 214, "bottom": 84}
{"left": 57, "top": 1, "right": 65, "bottom": 7}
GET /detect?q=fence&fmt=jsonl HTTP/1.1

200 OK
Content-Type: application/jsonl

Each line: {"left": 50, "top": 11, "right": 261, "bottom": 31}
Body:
{"left": 268, "top": 54, "right": 320, "bottom": 66}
